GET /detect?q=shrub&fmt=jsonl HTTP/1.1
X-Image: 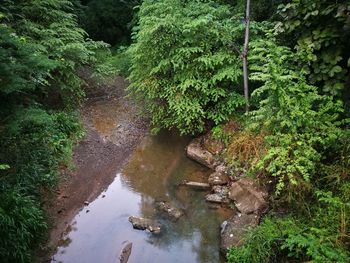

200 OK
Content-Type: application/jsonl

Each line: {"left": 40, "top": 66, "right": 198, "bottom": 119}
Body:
{"left": 249, "top": 34, "right": 343, "bottom": 195}
{"left": 129, "top": 0, "right": 246, "bottom": 134}
{"left": 228, "top": 188, "right": 350, "bottom": 263}
{"left": 0, "top": 108, "right": 83, "bottom": 192}
{"left": 0, "top": 108, "right": 83, "bottom": 262}
{"left": 0, "top": 189, "right": 46, "bottom": 263}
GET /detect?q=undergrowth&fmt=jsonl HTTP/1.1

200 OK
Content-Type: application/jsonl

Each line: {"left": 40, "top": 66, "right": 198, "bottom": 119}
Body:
{"left": 0, "top": 108, "right": 84, "bottom": 262}
{"left": 228, "top": 183, "right": 350, "bottom": 263}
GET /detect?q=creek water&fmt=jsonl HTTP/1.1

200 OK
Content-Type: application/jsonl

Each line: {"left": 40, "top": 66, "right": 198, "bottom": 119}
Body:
{"left": 52, "top": 97, "right": 232, "bottom": 263}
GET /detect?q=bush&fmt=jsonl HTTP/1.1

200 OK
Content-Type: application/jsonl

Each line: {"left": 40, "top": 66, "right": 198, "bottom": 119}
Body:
{"left": 0, "top": 1, "right": 101, "bottom": 260}
{"left": 227, "top": 217, "right": 299, "bottom": 263}
{"left": 228, "top": 189, "right": 350, "bottom": 263}
{"left": 0, "top": 108, "right": 83, "bottom": 192}
{"left": 249, "top": 34, "right": 343, "bottom": 195}
{"left": 129, "top": 0, "right": 246, "bottom": 134}
{"left": 0, "top": 189, "right": 46, "bottom": 263}
{"left": 0, "top": 108, "right": 83, "bottom": 262}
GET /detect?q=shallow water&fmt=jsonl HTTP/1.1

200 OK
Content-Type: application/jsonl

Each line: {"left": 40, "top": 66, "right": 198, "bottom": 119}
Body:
{"left": 53, "top": 130, "right": 232, "bottom": 263}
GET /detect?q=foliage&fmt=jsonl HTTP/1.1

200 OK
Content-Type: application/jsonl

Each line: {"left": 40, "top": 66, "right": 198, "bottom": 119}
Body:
{"left": 129, "top": 0, "right": 246, "bottom": 134}
{"left": 275, "top": 0, "right": 350, "bottom": 96}
{"left": 280, "top": 187, "right": 350, "bottom": 262}
{"left": 0, "top": 189, "right": 46, "bottom": 263}
{"left": 228, "top": 194, "right": 350, "bottom": 263}
{"left": 0, "top": 108, "right": 84, "bottom": 191}
{"left": 0, "top": 24, "right": 53, "bottom": 97}
{"left": 0, "top": 108, "right": 83, "bottom": 262}
{"left": 249, "top": 34, "right": 343, "bottom": 195}
{"left": 0, "top": 0, "right": 102, "bottom": 261}
{"left": 227, "top": 217, "right": 299, "bottom": 263}
{"left": 229, "top": 183, "right": 350, "bottom": 262}
{"left": 1, "top": 0, "right": 107, "bottom": 108}
{"left": 94, "top": 46, "right": 132, "bottom": 78}
{"left": 220, "top": 0, "right": 288, "bottom": 22}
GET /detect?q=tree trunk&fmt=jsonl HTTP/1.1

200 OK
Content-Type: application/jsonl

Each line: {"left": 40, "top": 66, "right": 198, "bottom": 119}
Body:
{"left": 243, "top": 0, "right": 251, "bottom": 112}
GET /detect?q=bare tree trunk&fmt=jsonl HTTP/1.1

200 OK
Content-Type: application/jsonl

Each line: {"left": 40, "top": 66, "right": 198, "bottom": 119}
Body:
{"left": 243, "top": 0, "right": 251, "bottom": 112}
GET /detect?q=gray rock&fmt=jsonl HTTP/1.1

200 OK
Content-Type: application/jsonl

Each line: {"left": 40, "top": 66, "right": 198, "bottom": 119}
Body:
{"left": 213, "top": 185, "right": 230, "bottom": 195}
{"left": 208, "top": 171, "right": 230, "bottom": 186}
{"left": 229, "top": 178, "right": 268, "bottom": 214}
{"left": 205, "top": 194, "right": 229, "bottom": 204}
{"left": 215, "top": 164, "right": 229, "bottom": 174}
{"left": 205, "top": 186, "right": 230, "bottom": 204}
{"left": 128, "top": 216, "right": 161, "bottom": 234}
{"left": 186, "top": 138, "right": 217, "bottom": 169}
{"left": 220, "top": 214, "right": 259, "bottom": 254}
{"left": 156, "top": 201, "right": 184, "bottom": 220}
{"left": 119, "top": 242, "right": 132, "bottom": 263}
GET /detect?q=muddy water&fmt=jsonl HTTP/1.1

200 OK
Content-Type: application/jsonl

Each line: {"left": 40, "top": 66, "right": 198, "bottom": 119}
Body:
{"left": 52, "top": 101, "right": 232, "bottom": 263}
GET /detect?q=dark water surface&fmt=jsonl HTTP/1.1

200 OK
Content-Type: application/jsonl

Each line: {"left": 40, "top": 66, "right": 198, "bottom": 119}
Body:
{"left": 53, "top": 132, "right": 232, "bottom": 263}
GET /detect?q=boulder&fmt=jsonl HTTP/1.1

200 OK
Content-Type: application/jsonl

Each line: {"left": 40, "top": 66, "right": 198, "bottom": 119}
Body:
{"left": 208, "top": 171, "right": 230, "bottom": 186}
{"left": 186, "top": 138, "right": 217, "bottom": 169}
{"left": 220, "top": 214, "right": 259, "bottom": 254}
{"left": 128, "top": 216, "right": 161, "bottom": 234}
{"left": 229, "top": 178, "right": 268, "bottom": 214}
{"left": 205, "top": 185, "right": 230, "bottom": 204}
{"left": 155, "top": 201, "right": 184, "bottom": 220}
{"left": 119, "top": 242, "right": 132, "bottom": 263}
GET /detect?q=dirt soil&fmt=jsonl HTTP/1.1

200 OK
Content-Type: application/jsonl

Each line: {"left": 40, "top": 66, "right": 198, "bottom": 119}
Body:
{"left": 41, "top": 76, "right": 148, "bottom": 260}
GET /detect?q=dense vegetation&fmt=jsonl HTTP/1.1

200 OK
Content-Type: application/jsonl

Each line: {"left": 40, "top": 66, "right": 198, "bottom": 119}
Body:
{"left": 0, "top": 0, "right": 105, "bottom": 261}
{"left": 0, "top": 0, "right": 349, "bottom": 262}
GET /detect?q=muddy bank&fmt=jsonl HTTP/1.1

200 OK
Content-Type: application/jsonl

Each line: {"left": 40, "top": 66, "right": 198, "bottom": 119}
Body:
{"left": 43, "top": 76, "right": 148, "bottom": 256}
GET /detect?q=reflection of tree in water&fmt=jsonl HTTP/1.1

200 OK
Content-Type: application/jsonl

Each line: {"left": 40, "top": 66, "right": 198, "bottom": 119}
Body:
{"left": 120, "top": 131, "right": 231, "bottom": 263}
{"left": 120, "top": 131, "right": 187, "bottom": 199}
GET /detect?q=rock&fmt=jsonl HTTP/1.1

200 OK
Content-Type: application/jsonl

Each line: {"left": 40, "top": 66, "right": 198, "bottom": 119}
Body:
{"left": 119, "top": 242, "right": 132, "bottom": 263}
{"left": 128, "top": 216, "right": 161, "bottom": 234}
{"left": 205, "top": 194, "right": 229, "bottom": 204}
{"left": 229, "top": 178, "right": 268, "bottom": 214}
{"left": 186, "top": 138, "right": 217, "bottom": 169}
{"left": 208, "top": 171, "right": 230, "bottom": 186}
{"left": 156, "top": 201, "right": 184, "bottom": 220}
{"left": 215, "top": 164, "right": 229, "bottom": 174}
{"left": 181, "top": 181, "right": 211, "bottom": 189}
{"left": 220, "top": 214, "right": 259, "bottom": 254}
{"left": 213, "top": 185, "right": 230, "bottom": 195}
{"left": 205, "top": 186, "right": 230, "bottom": 204}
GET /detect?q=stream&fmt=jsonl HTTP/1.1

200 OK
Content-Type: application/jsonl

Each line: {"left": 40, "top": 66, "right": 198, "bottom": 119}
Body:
{"left": 51, "top": 80, "right": 232, "bottom": 263}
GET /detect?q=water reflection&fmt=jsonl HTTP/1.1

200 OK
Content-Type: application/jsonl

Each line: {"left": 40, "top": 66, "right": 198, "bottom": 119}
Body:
{"left": 53, "top": 131, "right": 232, "bottom": 263}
